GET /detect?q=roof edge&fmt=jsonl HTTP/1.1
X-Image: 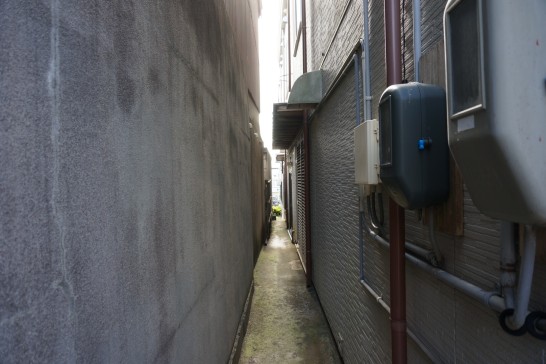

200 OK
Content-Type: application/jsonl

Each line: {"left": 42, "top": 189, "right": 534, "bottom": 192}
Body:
{"left": 287, "top": 70, "right": 324, "bottom": 106}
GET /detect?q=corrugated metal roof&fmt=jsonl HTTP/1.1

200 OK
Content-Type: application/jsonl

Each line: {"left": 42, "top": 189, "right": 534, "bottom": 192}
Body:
{"left": 272, "top": 103, "right": 304, "bottom": 150}
{"left": 272, "top": 71, "right": 324, "bottom": 149}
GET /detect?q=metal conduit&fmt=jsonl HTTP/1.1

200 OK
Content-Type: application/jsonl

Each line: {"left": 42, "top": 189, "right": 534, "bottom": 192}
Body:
{"left": 508, "top": 225, "right": 536, "bottom": 330}
{"left": 384, "top": 0, "right": 407, "bottom": 362}
{"left": 412, "top": 0, "right": 421, "bottom": 81}
{"left": 362, "top": 210, "right": 546, "bottom": 333}
{"left": 359, "top": 200, "right": 441, "bottom": 362}
{"left": 361, "top": 0, "right": 372, "bottom": 121}
{"left": 359, "top": 278, "right": 442, "bottom": 362}
{"left": 405, "top": 240, "right": 437, "bottom": 266}
{"left": 361, "top": 205, "right": 546, "bottom": 334}
{"left": 287, "top": 1, "right": 292, "bottom": 90}
{"left": 364, "top": 218, "right": 506, "bottom": 312}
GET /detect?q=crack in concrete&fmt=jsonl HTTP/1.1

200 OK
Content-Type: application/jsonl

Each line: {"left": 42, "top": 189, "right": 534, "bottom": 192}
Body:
{"left": 48, "top": 0, "right": 76, "bottom": 312}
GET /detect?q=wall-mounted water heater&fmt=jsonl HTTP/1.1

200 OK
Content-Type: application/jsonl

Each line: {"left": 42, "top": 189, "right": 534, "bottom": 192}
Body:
{"left": 444, "top": 0, "right": 546, "bottom": 225}
{"left": 378, "top": 83, "right": 449, "bottom": 210}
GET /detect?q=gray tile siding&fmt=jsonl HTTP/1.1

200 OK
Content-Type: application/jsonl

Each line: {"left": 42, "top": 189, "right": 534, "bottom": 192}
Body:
{"left": 307, "top": 0, "right": 546, "bottom": 362}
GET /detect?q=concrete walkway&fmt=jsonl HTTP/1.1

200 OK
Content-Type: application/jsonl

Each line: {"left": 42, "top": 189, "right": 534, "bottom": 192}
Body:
{"left": 239, "top": 219, "right": 341, "bottom": 364}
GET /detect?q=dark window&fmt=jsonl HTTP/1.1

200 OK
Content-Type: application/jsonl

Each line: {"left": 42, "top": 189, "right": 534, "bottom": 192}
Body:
{"left": 379, "top": 96, "right": 393, "bottom": 167}
{"left": 448, "top": 0, "right": 482, "bottom": 114}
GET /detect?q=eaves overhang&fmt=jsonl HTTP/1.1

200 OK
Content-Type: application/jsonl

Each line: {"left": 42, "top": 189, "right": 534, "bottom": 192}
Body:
{"left": 273, "top": 70, "right": 324, "bottom": 150}
{"left": 287, "top": 70, "right": 324, "bottom": 105}
{"left": 272, "top": 103, "right": 304, "bottom": 149}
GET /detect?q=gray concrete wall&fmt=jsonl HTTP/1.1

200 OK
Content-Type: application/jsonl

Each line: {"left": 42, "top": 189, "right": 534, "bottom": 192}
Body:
{"left": 225, "top": 0, "right": 265, "bottom": 265}
{"left": 224, "top": 0, "right": 261, "bottom": 110}
{"left": 250, "top": 116, "right": 265, "bottom": 263}
{"left": 305, "top": 0, "right": 546, "bottom": 363}
{"left": 1, "top": 1, "right": 259, "bottom": 362}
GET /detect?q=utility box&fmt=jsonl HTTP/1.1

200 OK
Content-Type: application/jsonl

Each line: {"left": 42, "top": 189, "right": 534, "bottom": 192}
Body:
{"left": 378, "top": 83, "right": 449, "bottom": 210}
{"left": 444, "top": 0, "right": 546, "bottom": 225}
{"left": 354, "top": 119, "right": 380, "bottom": 185}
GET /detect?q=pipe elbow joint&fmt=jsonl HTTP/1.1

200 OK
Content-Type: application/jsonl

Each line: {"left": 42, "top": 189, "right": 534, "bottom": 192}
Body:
{"left": 499, "top": 309, "right": 527, "bottom": 336}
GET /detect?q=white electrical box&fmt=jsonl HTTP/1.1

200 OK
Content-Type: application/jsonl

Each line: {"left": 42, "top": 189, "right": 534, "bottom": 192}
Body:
{"left": 444, "top": 0, "right": 546, "bottom": 225}
{"left": 354, "top": 119, "right": 380, "bottom": 185}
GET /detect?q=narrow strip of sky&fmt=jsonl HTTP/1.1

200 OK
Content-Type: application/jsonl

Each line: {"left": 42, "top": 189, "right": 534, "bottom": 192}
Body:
{"left": 259, "top": 0, "right": 281, "bottom": 153}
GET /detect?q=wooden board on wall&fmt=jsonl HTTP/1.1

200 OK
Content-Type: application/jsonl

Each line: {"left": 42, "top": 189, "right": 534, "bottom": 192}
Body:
{"left": 420, "top": 40, "right": 464, "bottom": 236}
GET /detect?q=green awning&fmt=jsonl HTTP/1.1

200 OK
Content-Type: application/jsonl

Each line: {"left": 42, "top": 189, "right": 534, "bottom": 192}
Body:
{"left": 287, "top": 70, "right": 324, "bottom": 106}
{"left": 272, "top": 71, "right": 324, "bottom": 149}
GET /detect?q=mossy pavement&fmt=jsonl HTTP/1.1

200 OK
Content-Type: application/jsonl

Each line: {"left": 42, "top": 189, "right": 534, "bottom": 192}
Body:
{"left": 239, "top": 219, "right": 342, "bottom": 364}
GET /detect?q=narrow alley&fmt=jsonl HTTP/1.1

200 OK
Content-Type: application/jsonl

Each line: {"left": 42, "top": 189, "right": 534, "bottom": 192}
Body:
{"left": 239, "top": 220, "right": 341, "bottom": 364}
{"left": 2, "top": 1, "right": 546, "bottom": 363}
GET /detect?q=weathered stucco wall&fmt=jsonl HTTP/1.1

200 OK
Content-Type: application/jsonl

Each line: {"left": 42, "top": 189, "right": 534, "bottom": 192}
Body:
{"left": 0, "top": 1, "right": 259, "bottom": 362}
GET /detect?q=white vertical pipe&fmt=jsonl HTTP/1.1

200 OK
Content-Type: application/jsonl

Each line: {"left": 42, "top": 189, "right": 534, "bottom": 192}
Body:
{"left": 509, "top": 225, "right": 537, "bottom": 329}
{"left": 413, "top": 0, "right": 421, "bottom": 81}
{"left": 361, "top": 0, "right": 372, "bottom": 120}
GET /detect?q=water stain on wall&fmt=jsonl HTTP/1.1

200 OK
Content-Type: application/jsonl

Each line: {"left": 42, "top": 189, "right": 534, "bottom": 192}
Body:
{"left": 147, "top": 67, "right": 162, "bottom": 96}
{"left": 179, "top": 0, "right": 222, "bottom": 70}
{"left": 113, "top": 2, "right": 136, "bottom": 114}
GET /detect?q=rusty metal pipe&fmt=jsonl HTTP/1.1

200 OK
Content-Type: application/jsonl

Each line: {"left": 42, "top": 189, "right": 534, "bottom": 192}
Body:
{"left": 385, "top": 0, "right": 402, "bottom": 86}
{"left": 389, "top": 200, "right": 406, "bottom": 364}
{"left": 385, "top": 0, "right": 407, "bottom": 362}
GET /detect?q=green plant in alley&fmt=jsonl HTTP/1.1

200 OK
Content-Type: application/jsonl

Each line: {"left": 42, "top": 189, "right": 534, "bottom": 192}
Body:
{"left": 272, "top": 205, "right": 282, "bottom": 216}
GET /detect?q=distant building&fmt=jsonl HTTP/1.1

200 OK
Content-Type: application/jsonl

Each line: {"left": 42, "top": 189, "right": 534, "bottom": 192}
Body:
{"left": 272, "top": 159, "right": 282, "bottom": 201}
